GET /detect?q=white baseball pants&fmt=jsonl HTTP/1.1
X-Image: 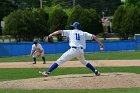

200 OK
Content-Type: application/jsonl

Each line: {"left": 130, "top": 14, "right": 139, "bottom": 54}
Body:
{"left": 55, "top": 48, "right": 88, "bottom": 65}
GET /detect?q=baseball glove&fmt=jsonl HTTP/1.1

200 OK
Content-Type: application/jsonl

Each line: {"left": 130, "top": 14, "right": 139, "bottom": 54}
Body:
{"left": 36, "top": 49, "right": 42, "bottom": 57}
{"left": 47, "top": 36, "right": 54, "bottom": 43}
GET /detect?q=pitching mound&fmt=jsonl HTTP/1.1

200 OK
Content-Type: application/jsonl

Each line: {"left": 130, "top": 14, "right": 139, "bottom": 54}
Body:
{"left": 0, "top": 72, "right": 140, "bottom": 89}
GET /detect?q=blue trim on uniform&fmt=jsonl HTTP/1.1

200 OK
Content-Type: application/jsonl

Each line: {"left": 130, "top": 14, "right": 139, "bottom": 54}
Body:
{"left": 47, "top": 63, "right": 59, "bottom": 73}
{"left": 86, "top": 63, "right": 96, "bottom": 73}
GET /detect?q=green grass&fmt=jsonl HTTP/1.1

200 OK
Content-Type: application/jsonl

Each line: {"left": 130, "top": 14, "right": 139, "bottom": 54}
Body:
{"left": 0, "top": 51, "right": 140, "bottom": 62}
{"left": 0, "top": 66, "right": 140, "bottom": 81}
{"left": 85, "top": 51, "right": 140, "bottom": 60}
{"left": 0, "top": 88, "right": 140, "bottom": 93}
{"left": 0, "top": 54, "right": 61, "bottom": 62}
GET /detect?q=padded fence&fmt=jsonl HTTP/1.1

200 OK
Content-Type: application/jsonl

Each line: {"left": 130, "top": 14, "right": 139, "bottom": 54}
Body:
{"left": 0, "top": 38, "right": 138, "bottom": 57}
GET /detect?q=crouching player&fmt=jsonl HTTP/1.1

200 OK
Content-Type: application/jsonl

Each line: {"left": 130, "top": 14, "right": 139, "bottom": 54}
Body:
{"left": 30, "top": 39, "right": 46, "bottom": 64}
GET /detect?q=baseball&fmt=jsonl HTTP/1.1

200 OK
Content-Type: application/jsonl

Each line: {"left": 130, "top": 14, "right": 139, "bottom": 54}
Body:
{"left": 100, "top": 47, "right": 104, "bottom": 50}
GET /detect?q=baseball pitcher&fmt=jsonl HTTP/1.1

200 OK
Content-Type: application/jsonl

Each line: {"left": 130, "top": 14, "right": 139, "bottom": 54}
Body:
{"left": 30, "top": 39, "right": 46, "bottom": 64}
{"left": 40, "top": 22, "right": 104, "bottom": 76}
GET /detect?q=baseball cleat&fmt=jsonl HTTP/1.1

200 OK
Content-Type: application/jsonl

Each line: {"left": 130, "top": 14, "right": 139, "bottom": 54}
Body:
{"left": 32, "top": 62, "right": 36, "bottom": 64}
{"left": 39, "top": 71, "right": 49, "bottom": 77}
{"left": 39, "top": 71, "right": 43, "bottom": 74}
{"left": 95, "top": 71, "right": 100, "bottom": 76}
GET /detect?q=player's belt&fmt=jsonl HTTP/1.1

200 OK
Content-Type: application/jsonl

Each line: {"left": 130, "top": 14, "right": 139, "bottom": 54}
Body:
{"left": 71, "top": 46, "right": 83, "bottom": 49}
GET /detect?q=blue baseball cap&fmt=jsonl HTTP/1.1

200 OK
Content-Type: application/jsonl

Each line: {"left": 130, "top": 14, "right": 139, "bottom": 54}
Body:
{"left": 70, "top": 22, "right": 81, "bottom": 29}
{"left": 33, "top": 39, "right": 38, "bottom": 44}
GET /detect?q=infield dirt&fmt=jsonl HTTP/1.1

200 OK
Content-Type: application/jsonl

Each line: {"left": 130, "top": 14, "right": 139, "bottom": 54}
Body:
{"left": 0, "top": 60, "right": 140, "bottom": 68}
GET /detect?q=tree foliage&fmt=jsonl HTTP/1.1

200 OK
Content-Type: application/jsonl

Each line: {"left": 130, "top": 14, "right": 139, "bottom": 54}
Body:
{"left": 48, "top": 8, "right": 68, "bottom": 33}
{"left": 32, "top": 8, "right": 49, "bottom": 40}
{"left": 0, "top": 0, "right": 17, "bottom": 35}
{"left": 136, "top": 1, "right": 140, "bottom": 7}
{"left": 0, "top": 0, "right": 17, "bottom": 21}
{"left": 0, "top": 0, "right": 52, "bottom": 20}
{"left": 125, "top": 0, "right": 140, "bottom": 7}
{"left": 47, "top": 7, "right": 68, "bottom": 41}
{"left": 112, "top": 5, "right": 140, "bottom": 39}
{"left": 3, "top": 10, "right": 34, "bottom": 41}
{"left": 132, "top": 7, "right": 140, "bottom": 34}
{"left": 3, "top": 4, "right": 105, "bottom": 42}
{"left": 2, "top": 0, "right": 52, "bottom": 9}
{"left": 52, "top": 0, "right": 121, "bottom": 16}
{"left": 3, "top": 9, "right": 49, "bottom": 42}
{"left": 113, "top": 5, "right": 126, "bottom": 39}
{"left": 68, "top": 6, "right": 103, "bottom": 35}
{"left": 52, "top": 0, "right": 72, "bottom": 8}
{"left": 67, "top": 5, "right": 82, "bottom": 27}
{"left": 44, "top": 4, "right": 62, "bottom": 15}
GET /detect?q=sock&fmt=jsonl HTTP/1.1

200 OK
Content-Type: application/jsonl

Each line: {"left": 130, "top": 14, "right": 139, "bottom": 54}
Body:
{"left": 86, "top": 63, "right": 96, "bottom": 73}
{"left": 42, "top": 57, "right": 46, "bottom": 63}
{"left": 47, "top": 63, "right": 59, "bottom": 74}
{"left": 33, "top": 57, "right": 36, "bottom": 63}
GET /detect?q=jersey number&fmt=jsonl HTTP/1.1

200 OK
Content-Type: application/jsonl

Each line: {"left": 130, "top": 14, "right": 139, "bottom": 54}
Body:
{"left": 76, "top": 33, "right": 80, "bottom": 40}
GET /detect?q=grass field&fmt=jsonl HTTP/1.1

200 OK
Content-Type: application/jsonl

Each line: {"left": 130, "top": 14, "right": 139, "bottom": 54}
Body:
{"left": 0, "top": 51, "right": 140, "bottom": 62}
{"left": 0, "top": 66, "right": 140, "bottom": 81}
{"left": 0, "top": 51, "right": 140, "bottom": 93}
{"left": 0, "top": 88, "right": 140, "bottom": 93}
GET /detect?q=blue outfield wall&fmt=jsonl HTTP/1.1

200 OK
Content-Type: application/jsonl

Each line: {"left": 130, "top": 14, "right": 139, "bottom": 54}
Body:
{"left": 0, "top": 39, "right": 138, "bottom": 56}
{"left": 135, "top": 35, "right": 140, "bottom": 50}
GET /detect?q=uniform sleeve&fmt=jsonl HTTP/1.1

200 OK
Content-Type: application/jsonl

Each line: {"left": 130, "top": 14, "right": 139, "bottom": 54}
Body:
{"left": 30, "top": 45, "right": 35, "bottom": 55}
{"left": 85, "top": 32, "right": 96, "bottom": 40}
{"left": 61, "top": 30, "right": 70, "bottom": 37}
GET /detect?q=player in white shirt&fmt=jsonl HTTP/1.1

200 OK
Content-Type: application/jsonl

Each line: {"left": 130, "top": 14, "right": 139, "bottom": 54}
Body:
{"left": 40, "top": 22, "right": 104, "bottom": 76}
{"left": 30, "top": 39, "right": 46, "bottom": 64}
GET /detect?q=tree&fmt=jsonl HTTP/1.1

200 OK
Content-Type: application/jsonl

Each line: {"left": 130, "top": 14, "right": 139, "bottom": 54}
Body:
{"left": 133, "top": 7, "right": 140, "bottom": 34}
{"left": 67, "top": 5, "right": 83, "bottom": 28}
{"left": 32, "top": 8, "right": 49, "bottom": 41}
{"left": 113, "top": 5, "right": 126, "bottom": 39}
{"left": 44, "top": 4, "right": 62, "bottom": 15}
{"left": 47, "top": 7, "right": 68, "bottom": 41}
{"left": 78, "top": 9, "right": 103, "bottom": 35}
{"left": 3, "top": 9, "right": 49, "bottom": 42}
{"left": 0, "top": 0, "right": 17, "bottom": 21}
{"left": 121, "top": 7, "right": 135, "bottom": 39}
{"left": 136, "top": 1, "right": 140, "bottom": 7}
{"left": 0, "top": 0, "right": 17, "bottom": 35}
{"left": 3, "top": 10, "right": 34, "bottom": 41}
{"left": 112, "top": 5, "right": 140, "bottom": 39}
{"left": 125, "top": 0, "right": 140, "bottom": 7}
{"left": 52, "top": 0, "right": 122, "bottom": 16}
{"left": 68, "top": 5, "right": 103, "bottom": 35}
{"left": 52, "top": 0, "right": 72, "bottom": 8}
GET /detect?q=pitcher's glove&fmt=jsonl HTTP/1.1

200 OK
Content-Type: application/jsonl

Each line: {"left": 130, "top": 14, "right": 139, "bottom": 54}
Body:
{"left": 47, "top": 36, "right": 54, "bottom": 43}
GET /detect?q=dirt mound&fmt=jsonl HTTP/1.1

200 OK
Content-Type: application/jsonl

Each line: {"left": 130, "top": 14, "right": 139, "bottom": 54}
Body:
{"left": 0, "top": 72, "right": 140, "bottom": 89}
